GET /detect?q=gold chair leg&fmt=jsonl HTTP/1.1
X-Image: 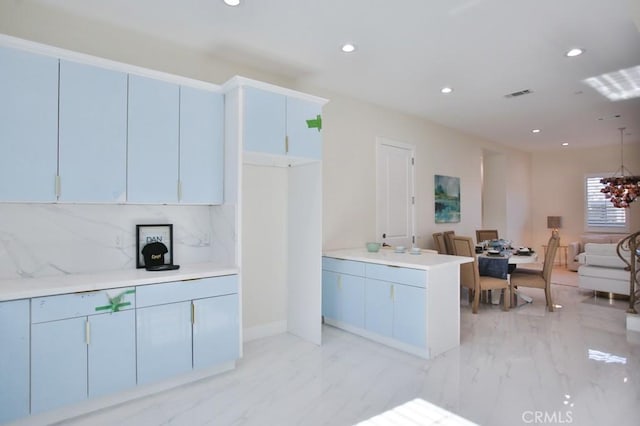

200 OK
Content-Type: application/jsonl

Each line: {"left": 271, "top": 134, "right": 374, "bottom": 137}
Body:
{"left": 472, "top": 289, "right": 480, "bottom": 314}
{"left": 502, "top": 288, "right": 509, "bottom": 311}
{"left": 545, "top": 287, "right": 554, "bottom": 312}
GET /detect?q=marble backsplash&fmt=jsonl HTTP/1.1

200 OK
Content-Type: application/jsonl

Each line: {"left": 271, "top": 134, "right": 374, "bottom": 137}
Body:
{"left": 0, "top": 203, "right": 236, "bottom": 280}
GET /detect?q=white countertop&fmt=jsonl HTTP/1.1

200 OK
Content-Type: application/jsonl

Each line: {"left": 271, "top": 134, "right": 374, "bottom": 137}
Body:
{"left": 0, "top": 262, "right": 239, "bottom": 301}
{"left": 323, "top": 248, "right": 472, "bottom": 270}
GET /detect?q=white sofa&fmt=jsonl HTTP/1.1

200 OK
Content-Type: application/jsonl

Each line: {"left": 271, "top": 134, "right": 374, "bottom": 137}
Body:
{"left": 567, "top": 234, "right": 624, "bottom": 271}
{"left": 578, "top": 243, "right": 631, "bottom": 296}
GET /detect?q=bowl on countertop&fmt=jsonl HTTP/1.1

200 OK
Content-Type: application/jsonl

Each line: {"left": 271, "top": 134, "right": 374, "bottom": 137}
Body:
{"left": 366, "top": 242, "right": 381, "bottom": 253}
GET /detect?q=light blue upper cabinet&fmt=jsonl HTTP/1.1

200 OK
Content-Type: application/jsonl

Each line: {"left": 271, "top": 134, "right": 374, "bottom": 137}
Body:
{"left": 127, "top": 75, "right": 180, "bottom": 203}
{"left": 0, "top": 299, "right": 30, "bottom": 424}
{"left": 179, "top": 87, "right": 224, "bottom": 204}
{"left": 243, "top": 85, "right": 323, "bottom": 161}
{"left": 286, "top": 96, "right": 322, "bottom": 160}
{"left": 58, "top": 60, "right": 127, "bottom": 202}
{"left": 0, "top": 46, "right": 58, "bottom": 202}
{"left": 243, "top": 86, "right": 286, "bottom": 155}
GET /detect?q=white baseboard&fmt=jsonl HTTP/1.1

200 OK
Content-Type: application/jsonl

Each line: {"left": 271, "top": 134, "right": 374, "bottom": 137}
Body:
{"left": 243, "top": 320, "right": 287, "bottom": 342}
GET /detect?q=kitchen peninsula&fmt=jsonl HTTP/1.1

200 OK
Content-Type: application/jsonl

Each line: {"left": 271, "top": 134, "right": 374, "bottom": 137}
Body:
{"left": 322, "top": 248, "right": 472, "bottom": 359}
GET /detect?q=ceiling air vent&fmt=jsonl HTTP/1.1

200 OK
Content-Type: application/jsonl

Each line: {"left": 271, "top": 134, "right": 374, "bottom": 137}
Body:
{"left": 505, "top": 89, "right": 532, "bottom": 98}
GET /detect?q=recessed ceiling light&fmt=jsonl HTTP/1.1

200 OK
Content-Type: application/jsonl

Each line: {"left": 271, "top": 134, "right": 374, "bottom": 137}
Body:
{"left": 562, "top": 142, "right": 569, "bottom": 146}
{"left": 532, "top": 129, "right": 541, "bottom": 133}
{"left": 224, "top": 0, "right": 240, "bottom": 6}
{"left": 341, "top": 43, "right": 356, "bottom": 53}
{"left": 441, "top": 87, "right": 453, "bottom": 94}
{"left": 566, "top": 48, "right": 584, "bottom": 57}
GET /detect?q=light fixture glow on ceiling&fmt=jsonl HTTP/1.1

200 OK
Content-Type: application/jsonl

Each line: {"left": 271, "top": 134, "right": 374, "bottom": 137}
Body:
{"left": 584, "top": 65, "right": 640, "bottom": 101}
{"left": 224, "top": 0, "right": 240, "bottom": 6}
{"left": 532, "top": 129, "right": 541, "bottom": 133}
{"left": 341, "top": 43, "right": 356, "bottom": 53}
{"left": 441, "top": 87, "right": 453, "bottom": 94}
{"left": 566, "top": 48, "right": 584, "bottom": 57}
{"left": 562, "top": 142, "right": 569, "bottom": 146}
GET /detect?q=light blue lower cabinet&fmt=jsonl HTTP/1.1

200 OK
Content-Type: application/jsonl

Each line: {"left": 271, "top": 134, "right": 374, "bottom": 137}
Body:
{"left": 193, "top": 294, "right": 240, "bottom": 369}
{"left": 31, "top": 310, "right": 137, "bottom": 414}
{"left": 136, "top": 301, "right": 193, "bottom": 385}
{"left": 321, "top": 270, "right": 365, "bottom": 328}
{"left": 364, "top": 279, "right": 393, "bottom": 338}
{"left": 323, "top": 257, "right": 428, "bottom": 354}
{"left": 393, "top": 284, "right": 426, "bottom": 348}
{"left": 0, "top": 299, "right": 30, "bottom": 424}
{"left": 88, "top": 310, "right": 137, "bottom": 398}
{"left": 31, "top": 317, "right": 88, "bottom": 414}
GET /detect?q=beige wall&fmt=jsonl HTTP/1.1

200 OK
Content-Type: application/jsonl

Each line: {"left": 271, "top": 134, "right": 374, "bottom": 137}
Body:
{"left": 531, "top": 144, "right": 640, "bottom": 251}
{"left": 1, "top": 2, "right": 536, "bottom": 333}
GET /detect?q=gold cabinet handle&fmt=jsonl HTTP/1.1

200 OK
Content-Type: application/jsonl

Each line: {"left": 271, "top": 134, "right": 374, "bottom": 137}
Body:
{"left": 390, "top": 284, "right": 395, "bottom": 301}
{"left": 285, "top": 135, "right": 289, "bottom": 153}
{"left": 337, "top": 275, "right": 342, "bottom": 290}
{"left": 191, "top": 302, "right": 195, "bottom": 324}
{"left": 85, "top": 319, "right": 91, "bottom": 345}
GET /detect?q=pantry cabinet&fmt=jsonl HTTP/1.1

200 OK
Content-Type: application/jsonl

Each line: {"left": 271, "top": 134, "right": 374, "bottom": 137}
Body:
{"left": 243, "top": 86, "right": 322, "bottom": 161}
{"left": 30, "top": 289, "right": 136, "bottom": 414}
{"left": 58, "top": 60, "right": 128, "bottom": 202}
{"left": 0, "top": 299, "right": 30, "bottom": 424}
{"left": 0, "top": 45, "right": 58, "bottom": 202}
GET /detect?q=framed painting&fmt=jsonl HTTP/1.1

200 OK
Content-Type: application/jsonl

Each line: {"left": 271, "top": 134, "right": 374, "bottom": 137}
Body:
{"left": 434, "top": 175, "right": 460, "bottom": 223}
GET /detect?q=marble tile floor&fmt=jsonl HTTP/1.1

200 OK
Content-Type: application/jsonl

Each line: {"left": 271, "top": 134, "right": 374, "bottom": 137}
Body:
{"left": 27, "top": 285, "right": 640, "bottom": 426}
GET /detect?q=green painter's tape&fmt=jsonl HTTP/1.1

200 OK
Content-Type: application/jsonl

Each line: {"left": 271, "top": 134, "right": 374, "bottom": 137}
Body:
{"left": 306, "top": 115, "right": 322, "bottom": 131}
{"left": 95, "top": 289, "right": 136, "bottom": 313}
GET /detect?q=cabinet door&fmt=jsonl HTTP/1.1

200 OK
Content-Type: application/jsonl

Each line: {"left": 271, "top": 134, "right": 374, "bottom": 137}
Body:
{"left": 58, "top": 60, "right": 127, "bottom": 202}
{"left": 337, "top": 274, "right": 365, "bottom": 328}
{"left": 127, "top": 75, "right": 180, "bottom": 203}
{"left": 364, "top": 279, "right": 393, "bottom": 338}
{"left": 322, "top": 270, "right": 339, "bottom": 320}
{"left": 136, "top": 302, "right": 192, "bottom": 385}
{"left": 179, "top": 86, "right": 224, "bottom": 204}
{"left": 88, "top": 310, "right": 136, "bottom": 398}
{"left": 0, "top": 300, "right": 30, "bottom": 423}
{"left": 243, "top": 86, "right": 286, "bottom": 155}
{"left": 393, "top": 284, "right": 426, "bottom": 348}
{"left": 286, "top": 97, "right": 322, "bottom": 160}
{"left": 31, "top": 317, "right": 88, "bottom": 414}
{"left": 0, "top": 46, "right": 58, "bottom": 201}
{"left": 192, "top": 294, "right": 239, "bottom": 369}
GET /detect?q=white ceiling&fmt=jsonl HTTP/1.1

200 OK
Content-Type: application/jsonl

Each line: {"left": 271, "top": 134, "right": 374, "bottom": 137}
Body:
{"left": 33, "top": 0, "right": 640, "bottom": 151}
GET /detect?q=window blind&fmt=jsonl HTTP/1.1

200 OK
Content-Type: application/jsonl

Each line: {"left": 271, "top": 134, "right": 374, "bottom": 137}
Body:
{"left": 586, "top": 176, "right": 626, "bottom": 228}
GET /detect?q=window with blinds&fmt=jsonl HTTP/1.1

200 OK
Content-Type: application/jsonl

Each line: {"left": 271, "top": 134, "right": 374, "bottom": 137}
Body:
{"left": 585, "top": 175, "right": 627, "bottom": 230}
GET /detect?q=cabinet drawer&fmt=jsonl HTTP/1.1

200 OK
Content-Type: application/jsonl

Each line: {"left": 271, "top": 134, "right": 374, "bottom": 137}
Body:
{"left": 31, "top": 287, "right": 135, "bottom": 323}
{"left": 322, "top": 257, "right": 365, "bottom": 276}
{"left": 136, "top": 275, "right": 238, "bottom": 308}
{"left": 365, "top": 263, "right": 426, "bottom": 288}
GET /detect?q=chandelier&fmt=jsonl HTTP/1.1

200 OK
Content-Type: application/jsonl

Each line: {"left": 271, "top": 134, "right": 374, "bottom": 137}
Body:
{"left": 600, "top": 127, "right": 640, "bottom": 208}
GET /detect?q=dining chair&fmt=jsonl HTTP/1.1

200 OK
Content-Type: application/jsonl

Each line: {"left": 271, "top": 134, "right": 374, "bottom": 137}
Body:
{"left": 443, "top": 231, "right": 456, "bottom": 255}
{"left": 509, "top": 230, "right": 560, "bottom": 311}
{"left": 476, "top": 229, "right": 499, "bottom": 243}
{"left": 453, "top": 235, "right": 510, "bottom": 314}
{"left": 432, "top": 233, "right": 447, "bottom": 254}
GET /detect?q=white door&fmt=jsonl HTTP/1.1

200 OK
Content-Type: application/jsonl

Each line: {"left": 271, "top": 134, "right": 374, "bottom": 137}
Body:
{"left": 376, "top": 138, "right": 415, "bottom": 248}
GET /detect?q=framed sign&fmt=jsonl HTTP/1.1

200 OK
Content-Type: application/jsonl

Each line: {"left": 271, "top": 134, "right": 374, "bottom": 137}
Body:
{"left": 136, "top": 224, "right": 173, "bottom": 269}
